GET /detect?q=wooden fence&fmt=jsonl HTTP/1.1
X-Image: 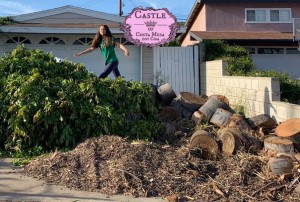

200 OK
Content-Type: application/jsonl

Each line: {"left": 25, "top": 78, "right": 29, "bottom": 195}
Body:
{"left": 153, "top": 46, "right": 200, "bottom": 95}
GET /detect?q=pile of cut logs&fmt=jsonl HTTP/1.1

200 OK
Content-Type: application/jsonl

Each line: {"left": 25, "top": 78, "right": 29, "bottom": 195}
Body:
{"left": 154, "top": 83, "right": 300, "bottom": 178}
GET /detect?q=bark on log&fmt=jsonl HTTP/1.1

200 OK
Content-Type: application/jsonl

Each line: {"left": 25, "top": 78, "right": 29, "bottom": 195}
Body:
{"left": 268, "top": 156, "right": 294, "bottom": 175}
{"left": 247, "top": 114, "right": 277, "bottom": 129}
{"left": 246, "top": 135, "right": 264, "bottom": 154}
{"left": 191, "top": 111, "right": 207, "bottom": 125}
{"left": 190, "top": 130, "right": 219, "bottom": 159}
{"left": 157, "top": 83, "right": 177, "bottom": 105}
{"left": 210, "top": 108, "right": 233, "bottom": 128}
{"left": 170, "top": 97, "right": 193, "bottom": 119}
{"left": 176, "top": 119, "right": 195, "bottom": 133}
{"left": 264, "top": 136, "right": 294, "bottom": 156}
{"left": 275, "top": 118, "right": 300, "bottom": 144}
{"left": 199, "top": 97, "right": 234, "bottom": 121}
{"left": 227, "top": 113, "right": 252, "bottom": 133}
{"left": 208, "top": 94, "right": 230, "bottom": 106}
{"left": 150, "top": 83, "right": 161, "bottom": 106}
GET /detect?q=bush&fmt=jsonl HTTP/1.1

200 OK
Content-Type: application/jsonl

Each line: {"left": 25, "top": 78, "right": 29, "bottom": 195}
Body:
{"left": 0, "top": 45, "right": 164, "bottom": 152}
{"left": 226, "top": 56, "right": 255, "bottom": 76}
{"left": 203, "top": 39, "right": 255, "bottom": 75}
{"left": 203, "top": 40, "right": 227, "bottom": 61}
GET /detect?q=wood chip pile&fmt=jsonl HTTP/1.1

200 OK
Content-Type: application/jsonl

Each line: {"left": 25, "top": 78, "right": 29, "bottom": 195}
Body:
{"left": 23, "top": 83, "right": 300, "bottom": 202}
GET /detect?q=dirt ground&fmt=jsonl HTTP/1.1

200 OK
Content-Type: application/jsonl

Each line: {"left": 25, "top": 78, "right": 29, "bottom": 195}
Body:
{"left": 23, "top": 132, "right": 300, "bottom": 202}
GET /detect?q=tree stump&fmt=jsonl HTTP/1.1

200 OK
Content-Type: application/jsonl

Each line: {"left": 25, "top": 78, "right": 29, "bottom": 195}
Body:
{"left": 190, "top": 130, "right": 219, "bottom": 159}
{"left": 157, "top": 83, "right": 177, "bottom": 105}
{"left": 264, "top": 136, "right": 294, "bottom": 156}
{"left": 268, "top": 156, "right": 294, "bottom": 175}
{"left": 210, "top": 108, "right": 233, "bottom": 128}
{"left": 177, "top": 92, "right": 206, "bottom": 112}
{"left": 275, "top": 118, "right": 300, "bottom": 144}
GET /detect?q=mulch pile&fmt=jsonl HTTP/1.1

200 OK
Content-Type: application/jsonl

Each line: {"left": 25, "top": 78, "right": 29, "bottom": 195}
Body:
{"left": 23, "top": 134, "right": 300, "bottom": 202}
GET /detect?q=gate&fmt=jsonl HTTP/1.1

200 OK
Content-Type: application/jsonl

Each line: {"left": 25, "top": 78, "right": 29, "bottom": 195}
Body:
{"left": 153, "top": 46, "right": 199, "bottom": 95}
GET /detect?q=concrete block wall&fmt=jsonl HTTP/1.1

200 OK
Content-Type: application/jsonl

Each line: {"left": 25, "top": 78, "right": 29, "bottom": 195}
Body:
{"left": 200, "top": 60, "right": 300, "bottom": 123}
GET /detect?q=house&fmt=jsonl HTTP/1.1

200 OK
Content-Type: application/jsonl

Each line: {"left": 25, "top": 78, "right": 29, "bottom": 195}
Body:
{"left": 180, "top": 0, "right": 300, "bottom": 78}
{"left": 0, "top": 5, "right": 185, "bottom": 82}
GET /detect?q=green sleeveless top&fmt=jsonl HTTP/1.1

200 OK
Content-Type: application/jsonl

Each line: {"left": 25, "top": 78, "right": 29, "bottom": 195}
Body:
{"left": 99, "top": 37, "right": 118, "bottom": 65}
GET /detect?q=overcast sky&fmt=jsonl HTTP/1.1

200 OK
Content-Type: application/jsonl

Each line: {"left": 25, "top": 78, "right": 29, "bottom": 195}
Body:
{"left": 0, "top": 0, "right": 196, "bottom": 21}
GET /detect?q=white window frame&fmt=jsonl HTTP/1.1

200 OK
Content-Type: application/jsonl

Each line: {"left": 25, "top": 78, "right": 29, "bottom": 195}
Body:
{"left": 245, "top": 8, "right": 292, "bottom": 23}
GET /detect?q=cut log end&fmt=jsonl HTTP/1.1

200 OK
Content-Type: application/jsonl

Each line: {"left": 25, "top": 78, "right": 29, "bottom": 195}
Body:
{"left": 159, "top": 107, "right": 181, "bottom": 122}
{"left": 190, "top": 130, "right": 219, "bottom": 158}
{"left": 179, "top": 92, "right": 206, "bottom": 112}
{"left": 218, "top": 127, "right": 263, "bottom": 155}
{"left": 219, "top": 131, "right": 242, "bottom": 155}
{"left": 275, "top": 118, "right": 300, "bottom": 144}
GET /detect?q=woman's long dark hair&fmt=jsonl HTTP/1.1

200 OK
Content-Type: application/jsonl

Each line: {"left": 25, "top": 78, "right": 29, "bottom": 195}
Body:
{"left": 91, "top": 25, "right": 114, "bottom": 48}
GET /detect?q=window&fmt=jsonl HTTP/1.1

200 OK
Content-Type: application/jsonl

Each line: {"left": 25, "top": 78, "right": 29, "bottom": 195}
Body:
{"left": 72, "top": 37, "right": 93, "bottom": 45}
{"left": 39, "top": 37, "right": 65, "bottom": 45}
{"left": 245, "top": 8, "right": 291, "bottom": 23}
{"left": 6, "top": 36, "right": 31, "bottom": 44}
{"left": 245, "top": 47, "right": 255, "bottom": 54}
{"left": 286, "top": 48, "right": 300, "bottom": 54}
{"left": 258, "top": 48, "right": 284, "bottom": 54}
{"left": 116, "top": 37, "right": 134, "bottom": 45}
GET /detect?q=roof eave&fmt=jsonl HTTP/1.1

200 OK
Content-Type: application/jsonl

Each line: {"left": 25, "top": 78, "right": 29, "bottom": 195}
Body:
{"left": 12, "top": 5, "right": 124, "bottom": 23}
{"left": 0, "top": 25, "right": 187, "bottom": 35}
{"left": 180, "top": 0, "right": 203, "bottom": 43}
{"left": 0, "top": 26, "right": 124, "bottom": 34}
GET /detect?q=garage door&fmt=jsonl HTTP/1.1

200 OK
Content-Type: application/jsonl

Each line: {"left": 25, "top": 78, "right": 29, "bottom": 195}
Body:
{"left": 251, "top": 48, "right": 300, "bottom": 79}
{"left": 72, "top": 45, "right": 141, "bottom": 81}
{"left": 2, "top": 36, "right": 141, "bottom": 81}
{"left": 40, "top": 45, "right": 141, "bottom": 81}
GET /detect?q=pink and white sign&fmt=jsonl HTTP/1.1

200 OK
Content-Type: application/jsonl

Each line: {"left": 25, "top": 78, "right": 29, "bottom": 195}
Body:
{"left": 121, "top": 7, "right": 180, "bottom": 47}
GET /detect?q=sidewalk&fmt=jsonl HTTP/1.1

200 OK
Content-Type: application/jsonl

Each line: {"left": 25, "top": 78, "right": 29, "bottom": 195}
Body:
{"left": 0, "top": 158, "right": 166, "bottom": 202}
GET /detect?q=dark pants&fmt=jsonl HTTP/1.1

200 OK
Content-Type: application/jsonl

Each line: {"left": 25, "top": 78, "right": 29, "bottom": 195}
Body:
{"left": 99, "top": 60, "right": 121, "bottom": 79}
